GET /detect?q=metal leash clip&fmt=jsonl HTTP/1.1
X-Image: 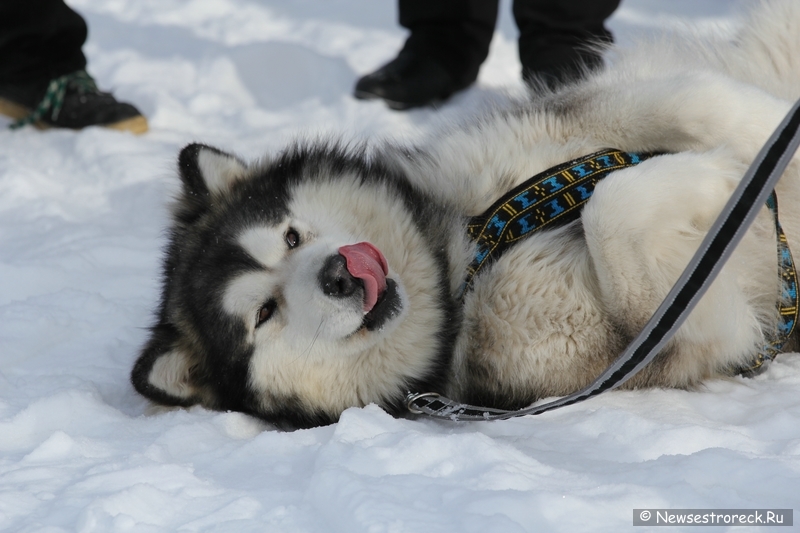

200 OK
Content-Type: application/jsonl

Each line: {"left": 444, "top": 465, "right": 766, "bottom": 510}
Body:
{"left": 405, "top": 392, "right": 440, "bottom": 414}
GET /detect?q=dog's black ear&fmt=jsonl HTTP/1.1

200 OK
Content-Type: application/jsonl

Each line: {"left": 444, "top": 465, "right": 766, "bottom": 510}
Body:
{"left": 174, "top": 143, "right": 248, "bottom": 222}
{"left": 131, "top": 323, "right": 207, "bottom": 408}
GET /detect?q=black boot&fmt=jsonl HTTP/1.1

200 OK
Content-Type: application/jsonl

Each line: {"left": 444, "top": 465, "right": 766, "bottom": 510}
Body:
{"left": 354, "top": 50, "right": 470, "bottom": 110}
{"left": 0, "top": 70, "right": 148, "bottom": 133}
{"left": 355, "top": 0, "right": 496, "bottom": 110}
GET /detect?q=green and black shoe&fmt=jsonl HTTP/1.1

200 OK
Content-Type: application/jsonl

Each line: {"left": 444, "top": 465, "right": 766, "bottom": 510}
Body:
{"left": 0, "top": 70, "right": 148, "bottom": 134}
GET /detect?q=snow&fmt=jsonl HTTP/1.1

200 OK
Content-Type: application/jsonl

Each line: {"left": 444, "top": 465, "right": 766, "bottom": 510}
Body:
{"left": 1, "top": 0, "right": 798, "bottom": 531}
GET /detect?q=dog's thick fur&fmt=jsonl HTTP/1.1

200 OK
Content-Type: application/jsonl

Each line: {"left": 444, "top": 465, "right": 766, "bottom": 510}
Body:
{"left": 133, "top": 1, "right": 800, "bottom": 428}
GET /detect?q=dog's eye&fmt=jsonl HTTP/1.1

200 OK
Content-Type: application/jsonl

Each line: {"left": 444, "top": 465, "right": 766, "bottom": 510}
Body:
{"left": 256, "top": 300, "right": 277, "bottom": 327}
{"left": 285, "top": 228, "right": 300, "bottom": 249}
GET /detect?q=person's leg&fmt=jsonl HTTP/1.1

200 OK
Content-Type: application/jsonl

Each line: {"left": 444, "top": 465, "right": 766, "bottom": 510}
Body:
{"left": 513, "top": 0, "right": 620, "bottom": 88}
{"left": 0, "top": 0, "right": 147, "bottom": 133}
{"left": 0, "top": 0, "right": 88, "bottom": 84}
{"left": 354, "top": 0, "right": 498, "bottom": 110}
{"left": 398, "top": 0, "right": 498, "bottom": 88}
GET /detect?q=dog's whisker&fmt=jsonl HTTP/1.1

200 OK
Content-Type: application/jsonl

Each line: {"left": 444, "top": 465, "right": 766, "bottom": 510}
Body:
{"left": 296, "top": 319, "right": 324, "bottom": 363}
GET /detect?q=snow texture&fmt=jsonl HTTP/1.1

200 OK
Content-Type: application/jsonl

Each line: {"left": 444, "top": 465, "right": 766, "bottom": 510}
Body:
{"left": 1, "top": 0, "right": 798, "bottom": 531}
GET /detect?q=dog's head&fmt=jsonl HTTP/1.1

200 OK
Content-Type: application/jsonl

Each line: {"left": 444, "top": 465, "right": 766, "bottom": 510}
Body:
{"left": 132, "top": 143, "right": 459, "bottom": 428}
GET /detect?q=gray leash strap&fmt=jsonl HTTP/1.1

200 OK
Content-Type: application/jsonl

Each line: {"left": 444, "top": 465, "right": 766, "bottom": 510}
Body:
{"left": 407, "top": 98, "right": 800, "bottom": 422}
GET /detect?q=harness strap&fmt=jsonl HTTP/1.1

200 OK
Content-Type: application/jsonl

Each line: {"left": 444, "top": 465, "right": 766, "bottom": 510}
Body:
{"left": 408, "top": 98, "right": 800, "bottom": 422}
{"left": 739, "top": 193, "right": 799, "bottom": 376}
{"left": 462, "top": 149, "right": 657, "bottom": 294}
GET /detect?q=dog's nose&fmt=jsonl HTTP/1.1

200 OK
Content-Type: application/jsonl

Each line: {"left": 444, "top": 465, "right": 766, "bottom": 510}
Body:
{"left": 319, "top": 254, "right": 361, "bottom": 298}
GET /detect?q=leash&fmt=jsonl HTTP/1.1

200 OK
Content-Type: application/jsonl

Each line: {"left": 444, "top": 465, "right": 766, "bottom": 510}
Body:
{"left": 408, "top": 98, "right": 800, "bottom": 422}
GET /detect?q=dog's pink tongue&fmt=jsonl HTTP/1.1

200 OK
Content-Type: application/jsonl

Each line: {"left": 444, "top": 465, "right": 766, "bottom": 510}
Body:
{"left": 338, "top": 242, "right": 388, "bottom": 312}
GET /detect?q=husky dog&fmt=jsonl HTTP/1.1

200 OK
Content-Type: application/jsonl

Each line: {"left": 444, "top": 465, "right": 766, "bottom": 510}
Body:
{"left": 133, "top": 0, "right": 800, "bottom": 428}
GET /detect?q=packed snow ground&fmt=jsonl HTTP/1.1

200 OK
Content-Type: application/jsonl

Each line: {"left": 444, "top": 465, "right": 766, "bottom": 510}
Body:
{"left": 1, "top": 0, "right": 799, "bottom": 531}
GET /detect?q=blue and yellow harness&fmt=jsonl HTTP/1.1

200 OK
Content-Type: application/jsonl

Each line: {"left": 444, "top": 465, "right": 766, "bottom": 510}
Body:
{"left": 462, "top": 148, "right": 798, "bottom": 375}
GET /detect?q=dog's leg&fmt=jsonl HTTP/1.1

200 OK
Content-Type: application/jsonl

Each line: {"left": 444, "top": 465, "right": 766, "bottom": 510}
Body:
{"left": 582, "top": 149, "right": 780, "bottom": 387}
{"left": 562, "top": 71, "right": 800, "bottom": 252}
{"left": 395, "top": 71, "right": 798, "bottom": 219}
{"left": 559, "top": 71, "right": 795, "bottom": 163}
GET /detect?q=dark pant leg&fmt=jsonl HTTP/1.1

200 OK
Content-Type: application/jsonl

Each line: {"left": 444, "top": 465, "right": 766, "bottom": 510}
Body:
{"left": 398, "top": 0, "right": 499, "bottom": 86}
{"left": 512, "top": 0, "right": 620, "bottom": 83}
{"left": 0, "top": 0, "right": 87, "bottom": 83}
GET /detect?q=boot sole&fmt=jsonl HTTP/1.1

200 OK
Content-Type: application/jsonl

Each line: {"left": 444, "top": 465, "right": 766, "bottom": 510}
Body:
{"left": 0, "top": 96, "right": 149, "bottom": 134}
